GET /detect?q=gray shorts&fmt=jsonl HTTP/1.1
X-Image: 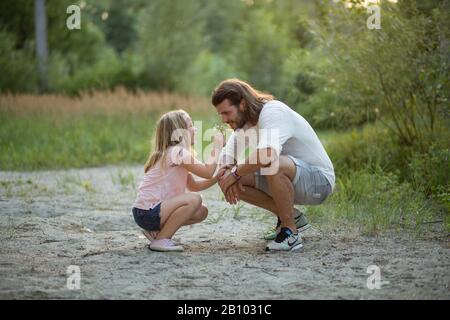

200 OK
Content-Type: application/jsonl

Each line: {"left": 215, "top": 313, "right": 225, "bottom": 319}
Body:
{"left": 254, "top": 155, "right": 332, "bottom": 205}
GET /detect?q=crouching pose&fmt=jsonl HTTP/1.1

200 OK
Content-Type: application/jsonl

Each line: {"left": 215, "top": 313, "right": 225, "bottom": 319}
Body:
{"left": 132, "top": 109, "right": 223, "bottom": 252}
{"left": 213, "top": 79, "right": 335, "bottom": 252}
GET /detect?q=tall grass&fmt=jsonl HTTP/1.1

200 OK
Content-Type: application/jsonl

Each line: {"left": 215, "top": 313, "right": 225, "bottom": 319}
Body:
{"left": 307, "top": 168, "right": 439, "bottom": 236}
{"left": 0, "top": 86, "right": 213, "bottom": 116}
{"left": 314, "top": 123, "right": 449, "bottom": 235}
{"left": 0, "top": 88, "right": 218, "bottom": 170}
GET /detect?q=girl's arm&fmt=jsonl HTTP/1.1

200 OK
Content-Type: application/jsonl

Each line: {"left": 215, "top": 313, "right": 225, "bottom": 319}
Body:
{"left": 186, "top": 173, "right": 219, "bottom": 192}
{"left": 178, "top": 132, "right": 224, "bottom": 179}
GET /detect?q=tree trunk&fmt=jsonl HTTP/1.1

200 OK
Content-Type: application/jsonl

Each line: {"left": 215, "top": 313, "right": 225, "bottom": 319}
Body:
{"left": 34, "top": 0, "right": 48, "bottom": 92}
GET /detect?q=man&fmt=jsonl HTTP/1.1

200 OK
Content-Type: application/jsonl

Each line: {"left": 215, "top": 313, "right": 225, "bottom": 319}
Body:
{"left": 213, "top": 79, "right": 335, "bottom": 252}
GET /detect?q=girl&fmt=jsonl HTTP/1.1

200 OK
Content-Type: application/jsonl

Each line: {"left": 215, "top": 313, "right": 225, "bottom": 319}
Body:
{"left": 132, "top": 109, "right": 223, "bottom": 252}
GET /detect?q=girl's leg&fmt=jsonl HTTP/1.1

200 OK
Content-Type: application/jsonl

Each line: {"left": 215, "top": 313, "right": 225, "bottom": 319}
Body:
{"left": 183, "top": 204, "right": 208, "bottom": 225}
{"left": 156, "top": 193, "right": 203, "bottom": 240}
{"left": 143, "top": 202, "right": 207, "bottom": 241}
{"left": 142, "top": 229, "right": 159, "bottom": 241}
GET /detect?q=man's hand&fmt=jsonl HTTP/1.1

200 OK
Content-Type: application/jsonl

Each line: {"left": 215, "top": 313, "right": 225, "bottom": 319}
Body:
{"left": 219, "top": 169, "right": 245, "bottom": 204}
{"left": 217, "top": 168, "right": 231, "bottom": 199}
{"left": 218, "top": 170, "right": 237, "bottom": 194}
{"left": 225, "top": 182, "right": 246, "bottom": 205}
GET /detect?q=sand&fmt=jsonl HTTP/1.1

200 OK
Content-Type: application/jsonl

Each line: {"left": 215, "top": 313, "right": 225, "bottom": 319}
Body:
{"left": 0, "top": 165, "right": 449, "bottom": 299}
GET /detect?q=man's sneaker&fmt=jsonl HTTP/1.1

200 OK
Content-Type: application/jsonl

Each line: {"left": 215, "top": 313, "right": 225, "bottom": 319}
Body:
{"left": 265, "top": 227, "right": 303, "bottom": 252}
{"left": 149, "top": 238, "right": 184, "bottom": 252}
{"left": 263, "top": 208, "right": 310, "bottom": 240}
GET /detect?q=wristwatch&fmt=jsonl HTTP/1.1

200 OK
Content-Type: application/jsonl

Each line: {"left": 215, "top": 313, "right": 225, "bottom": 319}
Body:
{"left": 231, "top": 166, "right": 241, "bottom": 180}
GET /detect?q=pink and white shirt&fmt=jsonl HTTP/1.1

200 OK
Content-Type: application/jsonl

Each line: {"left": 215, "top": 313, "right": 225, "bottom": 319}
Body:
{"left": 133, "top": 145, "right": 190, "bottom": 210}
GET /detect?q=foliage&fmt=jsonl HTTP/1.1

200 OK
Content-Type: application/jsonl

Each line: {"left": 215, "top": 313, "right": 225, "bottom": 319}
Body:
{"left": 305, "top": 0, "right": 449, "bottom": 143}
{"left": 0, "top": 0, "right": 448, "bottom": 233}
{"left": 308, "top": 168, "right": 439, "bottom": 235}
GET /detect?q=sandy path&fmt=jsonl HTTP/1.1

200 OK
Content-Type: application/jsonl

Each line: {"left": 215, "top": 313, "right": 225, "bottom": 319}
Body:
{"left": 0, "top": 166, "right": 448, "bottom": 299}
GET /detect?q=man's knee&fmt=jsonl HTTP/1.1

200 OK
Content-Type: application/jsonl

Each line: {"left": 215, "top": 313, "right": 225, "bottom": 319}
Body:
{"left": 264, "top": 170, "right": 289, "bottom": 182}
{"left": 265, "top": 156, "right": 296, "bottom": 181}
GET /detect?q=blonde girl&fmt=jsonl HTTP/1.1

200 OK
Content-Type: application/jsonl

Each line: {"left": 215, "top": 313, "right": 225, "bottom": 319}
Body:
{"left": 132, "top": 109, "right": 223, "bottom": 252}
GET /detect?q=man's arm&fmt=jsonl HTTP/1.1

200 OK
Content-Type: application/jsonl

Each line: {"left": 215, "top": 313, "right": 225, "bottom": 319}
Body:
{"left": 233, "top": 147, "right": 276, "bottom": 177}
{"left": 216, "top": 131, "right": 238, "bottom": 200}
{"left": 218, "top": 147, "right": 277, "bottom": 201}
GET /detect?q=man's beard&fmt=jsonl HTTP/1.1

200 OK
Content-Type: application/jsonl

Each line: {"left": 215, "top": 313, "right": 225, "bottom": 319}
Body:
{"left": 234, "top": 109, "right": 247, "bottom": 130}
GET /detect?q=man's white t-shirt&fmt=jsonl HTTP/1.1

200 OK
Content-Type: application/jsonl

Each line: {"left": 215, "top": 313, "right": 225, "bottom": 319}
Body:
{"left": 220, "top": 100, "right": 335, "bottom": 191}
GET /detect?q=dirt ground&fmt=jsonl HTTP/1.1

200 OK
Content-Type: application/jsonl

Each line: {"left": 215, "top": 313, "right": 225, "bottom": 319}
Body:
{"left": 0, "top": 165, "right": 449, "bottom": 300}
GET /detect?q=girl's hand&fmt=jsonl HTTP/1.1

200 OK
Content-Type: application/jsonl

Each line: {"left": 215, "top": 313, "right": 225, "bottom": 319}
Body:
{"left": 213, "top": 131, "right": 226, "bottom": 148}
{"left": 216, "top": 167, "right": 229, "bottom": 180}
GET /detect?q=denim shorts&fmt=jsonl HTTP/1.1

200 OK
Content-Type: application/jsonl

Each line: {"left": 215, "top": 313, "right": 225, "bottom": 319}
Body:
{"left": 132, "top": 203, "right": 161, "bottom": 231}
{"left": 254, "top": 155, "right": 332, "bottom": 205}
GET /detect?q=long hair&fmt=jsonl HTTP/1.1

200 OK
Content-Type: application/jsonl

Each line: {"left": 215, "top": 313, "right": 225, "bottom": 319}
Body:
{"left": 211, "top": 78, "right": 274, "bottom": 124}
{"left": 144, "top": 109, "right": 191, "bottom": 173}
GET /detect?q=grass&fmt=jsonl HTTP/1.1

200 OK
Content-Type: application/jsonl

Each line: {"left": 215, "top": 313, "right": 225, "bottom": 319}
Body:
{"left": 306, "top": 168, "right": 446, "bottom": 236}
{"left": 0, "top": 87, "right": 213, "bottom": 116}
{"left": 0, "top": 177, "right": 54, "bottom": 200}
{"left": 231, "top": 202, "right": 245, "bottom": 220}
{"left": 207, "top": 207, "right": 228, "bottom": 224}
{"left": 0, "top": 89, "right": 219, "bottom": 171}
{"left": 1, "top": 90, "right": 447, "bottom": 236}
{"left": 0, "top": 111, "right": 146, "bottom": 170}
{"left": 110, "top": 168, "right": 136, "bottom": 190}
{"left": 313, "top": 123, "right": 448, "bottom": 235}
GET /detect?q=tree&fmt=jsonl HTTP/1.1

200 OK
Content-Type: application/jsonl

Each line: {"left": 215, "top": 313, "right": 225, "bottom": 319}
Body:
{"left": 137, "top": 0, "right": 205, "bottom": 90}
{"left": 34, "top": 0, "right": 48, "bottom": 91}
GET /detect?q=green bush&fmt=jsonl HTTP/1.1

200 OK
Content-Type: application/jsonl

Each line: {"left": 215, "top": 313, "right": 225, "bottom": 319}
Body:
{"left": 227, "top": 8, "right": 290, "bottom": 94}
{"left": 325, "top": 124, "right": 400, "bottom": 177}
{"left": 409, "top": 144, "right": 450, "bottom": 206}
{"left": 58, "top": 48, "right": 124, "bottom": 94}
{"left": 137, "top": 0, "right": 205, "bottom": 91}
{"left": 0, "top": 29, "right": 37, "bottom": 92}
{"left": 324, "top": 123, "right": 449, "bottom": 218}
{"left": 177, "top": 51, "right": 242, "bottom": 96}
{"left": 306, "top": 0, "right": 449, "bottom": 139}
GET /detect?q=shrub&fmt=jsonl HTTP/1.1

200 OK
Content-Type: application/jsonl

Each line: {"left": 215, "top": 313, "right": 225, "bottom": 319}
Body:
{"left": 307, "top": 0, "right": 449, "bottom": 141}
{"left": 0, "top": 30, "right": 37, "bottom": 93}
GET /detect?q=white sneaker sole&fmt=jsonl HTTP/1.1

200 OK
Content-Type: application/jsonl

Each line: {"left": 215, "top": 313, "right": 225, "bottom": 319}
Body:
{"left": 290, "top": 242, "right": 304, "bottom": 251}
{"left": 297, "top": 223, "right": 311, "bottom": 233}
{"left": 265, "top": 240, "right": 304, "bottom": 252}
{"left": 148, "top": 244, "right": 184, "bottom": 252}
